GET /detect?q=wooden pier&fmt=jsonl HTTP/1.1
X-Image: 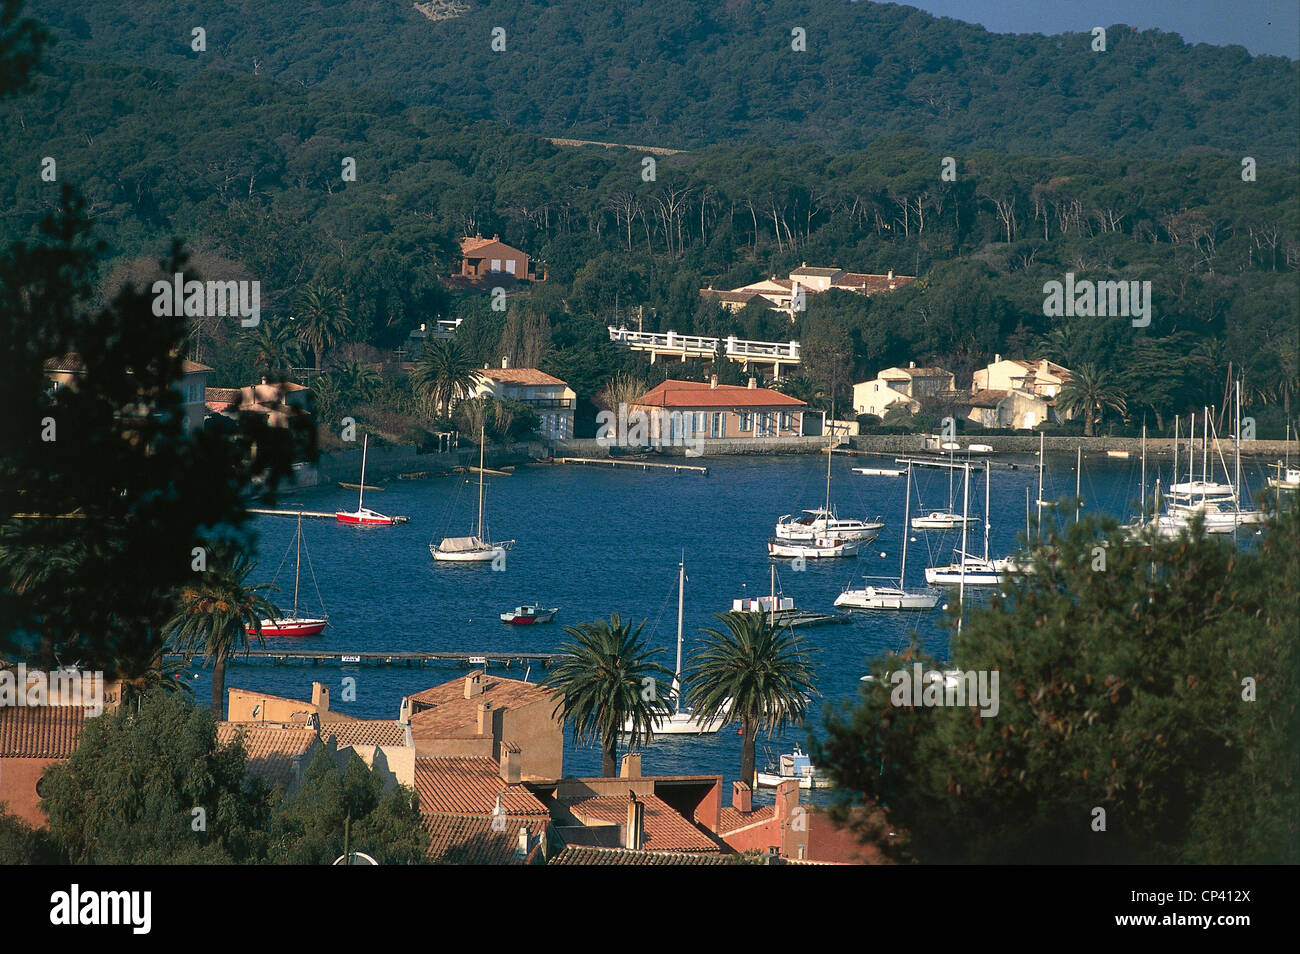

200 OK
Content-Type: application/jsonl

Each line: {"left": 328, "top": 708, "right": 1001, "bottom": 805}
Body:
{"left": 769, "top": 609, "right": 853, "bottom": 629}
{"left": 552, "top": 457, "right": 708, "bottom": 476}
{"left": 169, "top": 649, "right": 564, "bottom": 668}
{"left": 249, "top": 508, "right": 410, "bottom": 524}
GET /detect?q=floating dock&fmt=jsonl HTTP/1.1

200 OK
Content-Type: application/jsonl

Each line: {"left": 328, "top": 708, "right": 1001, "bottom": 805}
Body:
{"left": 767, "top": 609, "right": 853, "bottom": 629}
{"left": 551, "top": 457, "right": 708, "bottom": 476}
{"left": 170, "top": 649, "right": 563, "bottom": 668}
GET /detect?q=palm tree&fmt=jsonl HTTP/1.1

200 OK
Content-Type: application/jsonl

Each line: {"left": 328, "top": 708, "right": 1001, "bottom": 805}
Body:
{"left": 295, "top": 282, "right": 353, "bottom": 371}
{"left": 411, "top": 338, "right": 483, "bottom": 420}
{"left": 1056, "top": 363, "right": 1128, "bottom": 437}
{"left": 545, "top": 614, "right": 674, "bottom": 777}
{"left": 253, "top": 319, "right": 305, "bottom": 381}
{"left": 163, "top": 542, "right": 280, "bottom": 714}
{"left": 334, "top": 359, "right": 382, "bottom": 405}
{"left": 685, "top": 611, "right": 819, "bottom": 789}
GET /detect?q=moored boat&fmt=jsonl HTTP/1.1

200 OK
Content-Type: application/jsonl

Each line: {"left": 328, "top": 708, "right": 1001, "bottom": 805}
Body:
{"left": 500, "top": 604, "right": 558, "bottom": 625}
{"left": 336, "top": 435, "right": 396, "bottom": 525}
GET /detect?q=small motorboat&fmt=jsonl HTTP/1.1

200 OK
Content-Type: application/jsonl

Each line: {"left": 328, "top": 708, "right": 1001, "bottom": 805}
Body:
{"left": 500, "top": 604, "right": 558, "bottom": 625}
{"left": 756, "top": 745, "right": 830, "bottom": 789}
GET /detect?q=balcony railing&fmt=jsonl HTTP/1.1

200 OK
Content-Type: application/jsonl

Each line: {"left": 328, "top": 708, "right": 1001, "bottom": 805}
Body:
{"left": 608, "top": 327, "right": 800, "bottom": 361}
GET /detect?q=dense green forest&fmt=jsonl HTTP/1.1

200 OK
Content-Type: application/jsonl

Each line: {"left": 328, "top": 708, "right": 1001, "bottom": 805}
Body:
{"left": 26, "top": 0, "right": 1300, "bottom": 159}
{"left": 2, "top": 3, "right": 1297, "bottom": 439}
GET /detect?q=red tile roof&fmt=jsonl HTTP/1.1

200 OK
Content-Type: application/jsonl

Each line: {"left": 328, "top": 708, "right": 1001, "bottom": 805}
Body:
{"left": 635, "top": 379, "right": 805, "bottom": 410}
{"left": 0, "top": 706, "right": 88, "bottom": 758}
{"left": 564, "top": 794, "right": 721, "bottom": 852}
{"left": 322, "top": 721, "right": 409, "bottom": 748}
{"left": 217, "top": 723, "right": 318, "bottom": 787}
{"left": 964, "top": 389, "right": 1011, "bottom": 409}
{"left": 719, "top": 804, "right": 777, "bottom": 834}
{"left": 414, "top": 757, "right": 550, "bottom": 817}
{"left": 423, "top": 813, "right": 546, "bottom": 865}
{"left": 479, "top": 368, "right": 568, "bottom": 388}
{"left": 549, "top": 846, "right": 737, "bottom": 865}
{"left": 408, "top": 674, "right": 554, "bottom": 739}
{"left": 43, "top": 354, "right": 212, "bottom": 375}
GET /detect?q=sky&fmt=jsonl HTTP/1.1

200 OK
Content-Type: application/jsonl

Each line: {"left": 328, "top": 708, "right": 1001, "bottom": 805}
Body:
{"left": 891, "top": 0, "right": 1299, "bottom": 59}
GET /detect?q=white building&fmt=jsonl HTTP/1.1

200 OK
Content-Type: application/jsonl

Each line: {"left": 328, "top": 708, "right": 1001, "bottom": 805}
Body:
{"left": 471, "top": 358, "right": 576, "bottom": 441}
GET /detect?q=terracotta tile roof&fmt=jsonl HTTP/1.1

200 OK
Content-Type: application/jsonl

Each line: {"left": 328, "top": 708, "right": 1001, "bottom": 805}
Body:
{"left": 564, "top": 794, "right": 720, "bottom": 852}
{"left": 549, "top": 846, "right": 737, "bottom": 865}
{"left": 0, "top": 706, "right": 87, "bottom": 758}
{"left": 322, "top": 721, "right": 409, "bottom": 748}
{"left": 414, "top": 757, "right": 550, "bottom": 816}
{"left": 205, "top": 387, "right": 243, "bottom": 406}
{"left": 408, "top": 675, "right": 554, "bottom": 738}
{"left": 833, "top": 273, "right": 916, "bottom": 293}
{"left": 479, "top": 368, "right": 568, "bottom": 387}
{"left": 44, "top": 354, "right": 212, "bottom": 375}
{"left": 217, "top": 723, "right": 317, "bottom": 787}
{"left": 719, "top": 804, "right": 777, "bottom": 834}
{"left": 423, "top": 813, "right": 546, "bottom": 865}
{"left": 182, "top": 360, "right": 213, "bottom": 373}
{"left": 460, "top": 236, "right": 523, "bottom": 257}
{"left": 635, "top": 379, "right": 806, "bottom": 410}
{"left": 964, "top": 389, "right": 1011, "bottom": 408}
{"left": 700, "top": 289, "right": 762, "bottom": 303}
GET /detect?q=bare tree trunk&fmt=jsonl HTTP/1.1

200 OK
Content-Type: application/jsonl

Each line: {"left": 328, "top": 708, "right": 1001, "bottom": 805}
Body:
{"left": 212, "top": 654, "right": 227, "bottom": 715}
{"left": 602, "top": 729, "right": 618, "bottom": 777}
{"left": 740, "top": 715, "right": 756, "bottom": 788}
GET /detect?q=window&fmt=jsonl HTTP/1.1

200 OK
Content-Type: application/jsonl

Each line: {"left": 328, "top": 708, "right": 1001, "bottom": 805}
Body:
{"left": 780, "top": 412, "right": 791, "bottom": 430}
{"left": 694, "top": 412, "right": 706, "bottom": 437}
{"left": 711, "top": 413, "right": 723, "bottom": 438}
{"left": 505, "top": 259, "right": 516, "bottom": 275}
{"left": 491, "top": 258, "right": 502, "bottom": 272}
{"left": 739, "top": 411, "right": 752, "bottom": 432}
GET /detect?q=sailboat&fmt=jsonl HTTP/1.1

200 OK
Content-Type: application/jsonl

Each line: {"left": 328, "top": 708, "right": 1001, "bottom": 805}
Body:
{"left": 430, "top": 425, "right": 516, "bottom": 562}
{"left": 621, "top": 560, "right": 728, "bottom": 735}
{"left": 250, "top": 512, "right": 329, "bottom": 637}
{"left": 925, "top": 461, "right": 1014, "bottom": 586}
{"left": 771, "top": 440, "right": 881, "bottom": 558}
{"left": 836, "top": 460, "right": 939, "bottom": 610}
{"left": 1268, "top": 423, "right": 1298, "bottom": 491}
{"left": 336, "top": 435, "right": 396, "bottom": 525}
{"left": 911, "top": 439, "right": 978, "bottom": 530}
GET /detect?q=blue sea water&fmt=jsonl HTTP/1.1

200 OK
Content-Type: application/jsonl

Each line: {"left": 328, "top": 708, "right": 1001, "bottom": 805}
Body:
{"left": 193, "top": 451, "right": 1276, "bottom": 800}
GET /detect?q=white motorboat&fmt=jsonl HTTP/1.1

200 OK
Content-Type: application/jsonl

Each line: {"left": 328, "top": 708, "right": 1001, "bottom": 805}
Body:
{"left": 837, "top": 461, "right": 939, "bottom": 611}
{"left": 967, "top": 443, "right": 993, "bottom": 454}
{"left": 431, "top": 425, "right": 516, "bottom": 562}
{"left": 852, "top": 467, "right": 904, "bottom": 477}
{"left": 756, "top": 746, "right": 830, "bottom": 789}
{"left": 768, "top": 534, "right": 863, "bottom": 558}
{"left": 500, "top": 604, "right": 558, "bottom": 625}
{"left": 621, "top": 560, "right": 729, "bottom": 736}
{"left": 1268, "top": 466, "right": 1300, "bottom": 491}
{"left": 775, "top": 440, "right": 882, "bottom": 543}
{"left": 910, "top": 510, "right": 979, "bottom": 530}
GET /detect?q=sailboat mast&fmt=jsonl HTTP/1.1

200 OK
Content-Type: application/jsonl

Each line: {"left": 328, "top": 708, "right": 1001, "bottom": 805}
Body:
{"left": 1036, "top": 431, "right": 1044, "bottom": 539}
{"left": 1075, "top": 446, "right": 1082, "bottom": 523}
{"left": 983, "top": 460, "right": 991, "bottom": 562}
{"left": 293, "top": 512, "right": 302, "bottom": 616}
{"left": 957, "top": 463, "right": 970, "bottom": 634}
{"left": 900, "top": 462, "right": 913, "bottom": 588}
{"left": 1140, "top": 425, "right": 1146, "bottom": 517}
{"left": 769, "top": 562, "right": 776, "bottom": 628}
{"left": 477, "top": 425, "right": 486, "bottom": 540}
{"left": 358, "top": 434, "right": 368, "bottom": 511}
{"left": 675, "top": 560, "right": 684, "bottom": 716}
{"left": 824, "top": 439, "right": 832, "bottom": 516}
{"left": 1234, "top": 380, "right": 1242, "bottom": 501}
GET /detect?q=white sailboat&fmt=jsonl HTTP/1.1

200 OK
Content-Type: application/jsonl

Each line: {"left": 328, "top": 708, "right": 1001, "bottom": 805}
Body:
{"left": 836, "top": 461, "right": 939, "bottom": 610}
{"left": 336, "top": 434, "right": 396, "bottom": 525}
{"left": 430, "top": 425, "right": 516, "bottom": 562}
{"left": 1268, "top": 424, "right": 1298, "bottom": 491}
{"left": 622, "top": 560, "right": 728, "bottom": 736}
{"left": 911, "top": 440, "right": 978, "bottom": 530}
{"left": 926, "top": 461, "right": 1014, "bottom": 586}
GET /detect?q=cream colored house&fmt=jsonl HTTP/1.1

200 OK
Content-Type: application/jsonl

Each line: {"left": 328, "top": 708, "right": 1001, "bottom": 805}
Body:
{"left": 469, "top": 358, "right": 577, "bottom": 440}
{"left": 853, "top": 363, "right": 955, "bottom": 418}
{"left": 701, "top": 264, "right": 916, "bottom": 320}
{"left": 973, "top": 356, "right": 1072, "bottom": 400}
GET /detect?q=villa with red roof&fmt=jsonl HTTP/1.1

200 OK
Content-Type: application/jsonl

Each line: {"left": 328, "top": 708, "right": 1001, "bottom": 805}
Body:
{"left": 633, "top": 377, "right": 807, "bottom": 440}
{"left": 456, "top": 234, "right": 544, "bottom": 283}
{"left": 469, "top": 358, "right": 576, "bottom": 440}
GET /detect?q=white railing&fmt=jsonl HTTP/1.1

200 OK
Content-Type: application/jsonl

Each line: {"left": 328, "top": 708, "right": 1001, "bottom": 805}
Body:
{"left": 608, "top": 327, "right": 800, "bottom": 361}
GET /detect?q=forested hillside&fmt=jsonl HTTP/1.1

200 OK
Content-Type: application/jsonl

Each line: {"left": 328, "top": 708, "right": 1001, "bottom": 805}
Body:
{"left": 4, "top": 53, "right": 1295, "bottom": 436}
{"left": 27, "top": 0, "right": 1300, "bottom": 159}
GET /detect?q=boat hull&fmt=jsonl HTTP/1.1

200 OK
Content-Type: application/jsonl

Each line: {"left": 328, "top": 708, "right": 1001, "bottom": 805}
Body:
{"left": 768, "top": 537, "right": 862, "bottom": 558}
{"left": 911, "top": 512, "right": 979, "bottom": 530}
{"left": 431, "top": 544, "right": 510, "bottom": 563}
{"left": 835, "top": 587, "right": 938, "bottom": 611}
{"left": 925, "top": 566, "right": 1005, "bottom": 586}
{"left": 336, "top": 509, "right": 395, "bottom": 526}
{"left": 250, "top": 617, "right": 328, "bottom": 638}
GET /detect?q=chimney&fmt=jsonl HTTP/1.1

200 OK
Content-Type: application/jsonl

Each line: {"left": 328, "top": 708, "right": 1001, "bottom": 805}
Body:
{"left": 747, "top": 377, "right": 757, "bottom": 389}
{"left": 501, "top": 355, "right": 510, "bottom": 369}
{"left": 516, "top": 825, "right": 531, "bottom": 858}
{"left": 909, "top": 360, "right": 916, "bottom": 369}
{"left": 801, "top": 261, "right": 807, "bottom": 268}
{"left": 311, "top": 682, "right": 330, "bottom": 714}
{"left": 995, "top": 353, "right": 1002, "bottom": 364}
{"left": 732, "top": 780, "right": 753, "bottom": 814}
{"left": 619, "top": 753, "right": 641, "bottom": 779}
{"left": 625, "top": 795, "right": 645, "bottom": 850}
{"left": 887, "top": 268, "right": 894, "bottom": 280}
{"left": 775, "top": 779, "right": 800, "bottom": 825}
{"left": 476, "top": 701, "right": 493, "bottom": 735}
{"left": 709, "top": 374, "right": 718, "bottom": 389}
{"left": 499, "top": 741, "right": 521, "bottom": 784}
{"left": 464, "top": 671, "right": 484, "bottom": 699}
{"left": 398, "top": 697, "right": 411, "bottom": 725}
